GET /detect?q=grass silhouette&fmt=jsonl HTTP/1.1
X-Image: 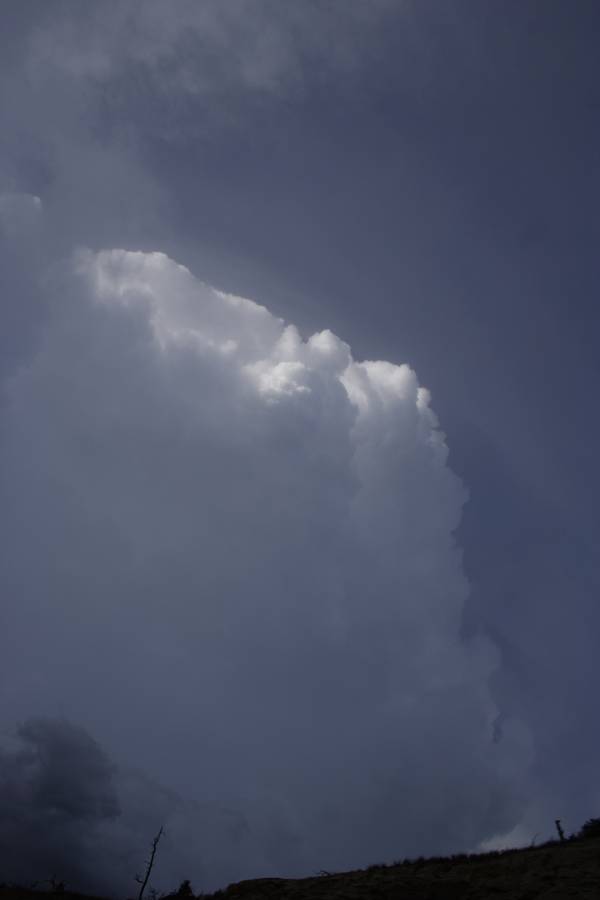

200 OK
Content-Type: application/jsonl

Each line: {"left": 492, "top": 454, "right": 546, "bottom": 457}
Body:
{"left": 3, "top": 820, "right": 600, "bottom": 900}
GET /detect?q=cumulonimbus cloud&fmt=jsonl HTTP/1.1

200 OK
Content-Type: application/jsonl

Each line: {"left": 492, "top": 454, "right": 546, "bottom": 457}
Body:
{"left": 0, "top": 248, "right": 533, "bottom": 893}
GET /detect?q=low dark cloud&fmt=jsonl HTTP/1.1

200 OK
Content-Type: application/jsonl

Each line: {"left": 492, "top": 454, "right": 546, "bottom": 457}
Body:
{"left": 0, "top": 718, "right": 121, "bottom": 892}
{"left": 0, "top": 717, "right": 261, "bottom": 896}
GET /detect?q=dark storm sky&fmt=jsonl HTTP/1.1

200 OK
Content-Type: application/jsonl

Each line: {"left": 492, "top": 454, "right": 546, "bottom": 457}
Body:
{"left": 134, "top": 2, "right": 600, "bottom": 815}
{"left": 1, "top": 1, "right": 599, "bottom": 893}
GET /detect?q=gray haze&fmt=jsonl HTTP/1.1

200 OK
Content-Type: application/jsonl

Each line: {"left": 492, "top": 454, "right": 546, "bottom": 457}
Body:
{"left": 1, "top": 1, "right": 599, "bottom": 894}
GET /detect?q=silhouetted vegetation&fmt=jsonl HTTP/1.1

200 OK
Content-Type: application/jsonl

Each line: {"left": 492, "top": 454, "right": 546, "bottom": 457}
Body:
{"left": 3, "top": 817, "right": 600, "bottom": 900}
{"left": 577, "top": 817, "right": 600, "bottom": 840}
{"left": 134, "top": 827, "right": 164, "bottom": 900}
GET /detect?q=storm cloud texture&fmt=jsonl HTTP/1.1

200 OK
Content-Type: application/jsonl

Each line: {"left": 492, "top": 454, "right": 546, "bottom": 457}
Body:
{"left": 1, "top": 233, "right": 532, "bottom": 892}
{"left": 2, "top": 1, "right": 599, "bottom": 896}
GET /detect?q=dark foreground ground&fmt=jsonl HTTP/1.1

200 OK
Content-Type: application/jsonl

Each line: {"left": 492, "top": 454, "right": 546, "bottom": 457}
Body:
{"left": 2, "top": 835, "right": 600, "bottom": 900}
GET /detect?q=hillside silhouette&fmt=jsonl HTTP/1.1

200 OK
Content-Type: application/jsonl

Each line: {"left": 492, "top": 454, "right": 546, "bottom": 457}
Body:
{"left": 3, "top": 825, "right": 600, "bottom": 900}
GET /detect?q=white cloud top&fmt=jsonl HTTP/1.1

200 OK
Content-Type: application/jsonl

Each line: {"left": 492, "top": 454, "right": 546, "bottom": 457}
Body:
{"left": 0, "top": 247, "right": 532, "bottom": 890}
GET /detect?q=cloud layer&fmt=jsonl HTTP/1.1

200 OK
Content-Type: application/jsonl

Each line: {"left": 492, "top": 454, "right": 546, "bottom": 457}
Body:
{"left": 27, "top": 0, "right": 396, "bottom": 98}
{"left": 0, "top": 247, "right": 532, "bottom": 892}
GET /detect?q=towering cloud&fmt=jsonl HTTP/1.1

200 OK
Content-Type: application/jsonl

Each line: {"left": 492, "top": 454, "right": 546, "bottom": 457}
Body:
{"left": 0, "top": 249, "right": 532, "bottom": 893}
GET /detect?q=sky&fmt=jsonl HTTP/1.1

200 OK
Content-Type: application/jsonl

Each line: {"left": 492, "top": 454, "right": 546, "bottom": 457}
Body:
{"left": 1, "top": 1, "right": 599, "bottom": 894}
